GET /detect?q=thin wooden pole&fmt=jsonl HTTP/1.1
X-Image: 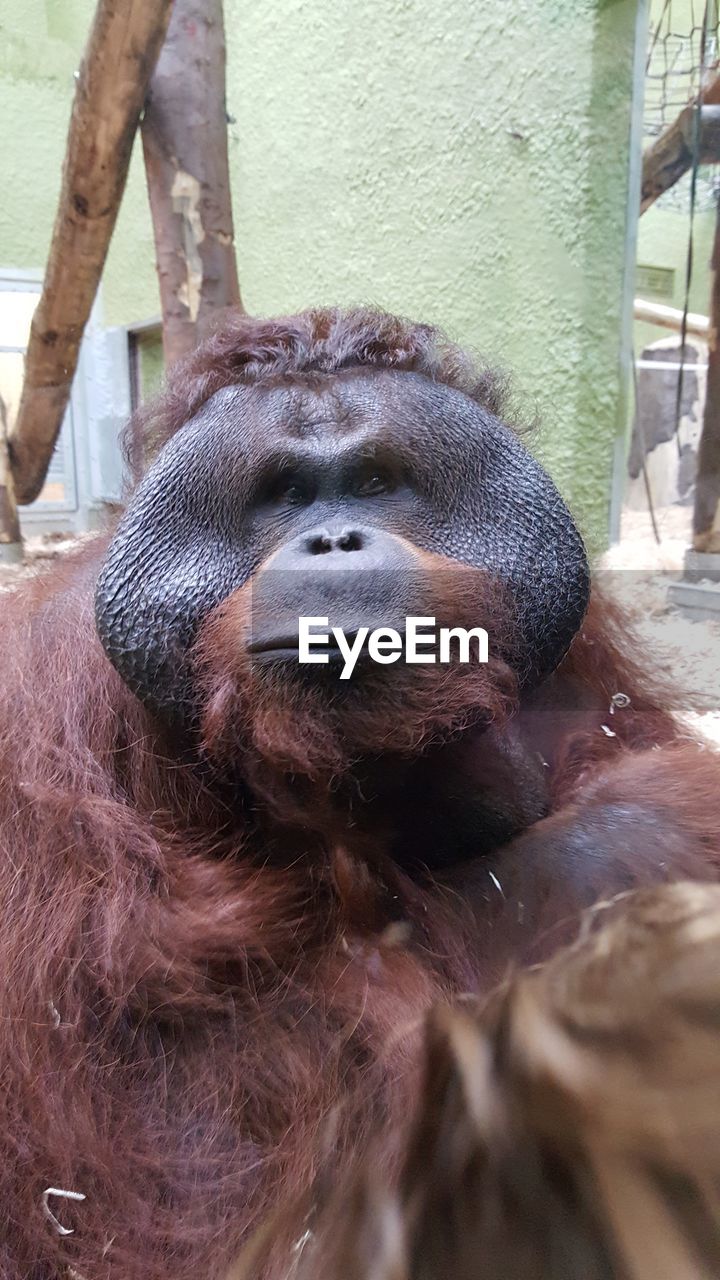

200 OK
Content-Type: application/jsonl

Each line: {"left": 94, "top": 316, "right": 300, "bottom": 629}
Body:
{"left": 693, "top": 196, "right": 720, "bottom": 552}
{"left": 9, "top": 0, "right": 174, "bottom": 506}
{"left": 0, "top": 398, "right": 21, "bottom": 563}
{"left": 633, "top": 298, "right": 709, "bottom": 338}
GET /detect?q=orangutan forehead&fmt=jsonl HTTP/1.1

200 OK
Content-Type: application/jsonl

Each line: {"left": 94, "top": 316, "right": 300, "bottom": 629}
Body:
{"left": 193, "top": 368, "right": 483, "bottom": 450}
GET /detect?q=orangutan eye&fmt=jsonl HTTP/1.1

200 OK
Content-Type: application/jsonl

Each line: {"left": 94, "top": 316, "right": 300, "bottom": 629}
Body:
{"left": 280, "top": 483, "right": 308, "bottom": 504}
{"left": 354, "top": 471, "right": 396, "bottom": 498}
{"left": 262, "top": 475, "right": 313, "bottom": 507}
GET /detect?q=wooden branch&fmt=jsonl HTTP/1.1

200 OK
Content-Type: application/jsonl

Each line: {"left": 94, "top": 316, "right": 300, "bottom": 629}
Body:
{"left": 634, "top": 297, "right": 709, "bottom": 339}
{"left": 687, "top": 104, "right": 720, "bottom": 164}
{"left": 141, "top": 0, "right": 243, "bottom": 371}
{"left": 9, "top": 0, "right": 174, "bottom": 506}
{"left": 0, "top": 398, "right": 21, "bottom": 561}
{"left": 693, "top": 200, "right": 720, "bottom": 553}
{"left": 640, "top": 71, "right": 720, "bottom": 215}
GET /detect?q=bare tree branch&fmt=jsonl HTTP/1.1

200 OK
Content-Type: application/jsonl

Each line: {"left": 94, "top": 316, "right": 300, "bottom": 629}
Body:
{"left": 141, "top": 0, "right": 243, "bottom": 371}
{"left": 10, "top": 0, "right": 174, "bottom": 506}
{"left": 0, "top": 397, "right": 21, "bottom": 561}
{"left": 640, "top": 71, "right": 720, "bottom": 215}
{"left": 693, "top": 199, "right": 720, "bottom": 553}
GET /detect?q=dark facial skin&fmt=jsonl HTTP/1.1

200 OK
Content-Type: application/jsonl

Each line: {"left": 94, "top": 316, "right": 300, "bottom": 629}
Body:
{"left": 94, "top": 368, "right": 589, "bottom": 868}
{"left": 95, "top": 369, "right": 589, "bottom": 721}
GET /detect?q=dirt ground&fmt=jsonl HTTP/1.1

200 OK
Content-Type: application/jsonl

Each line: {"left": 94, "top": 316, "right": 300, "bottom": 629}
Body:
{"left": 3, "top": 512, "right": 718, "bottom": 743}
{"left": 602, "top": 505, "right": 720, "bottom": 745}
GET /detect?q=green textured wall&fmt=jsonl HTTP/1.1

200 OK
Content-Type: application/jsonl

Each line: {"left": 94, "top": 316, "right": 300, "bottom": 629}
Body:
{"left": 635, "top": 206, "right": 715, "bottom": 355}
{"left": 0, "top": 0, "right": 160, "bottom": 322}
{"left": 0, "top": 0, "right": 642, "bottom": 548}
{"left": 136, "top": 331, "right": 165, "bottom": 402}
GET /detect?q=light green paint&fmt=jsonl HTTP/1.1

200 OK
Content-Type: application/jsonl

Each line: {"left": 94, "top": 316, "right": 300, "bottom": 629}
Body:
{"left": 634, "top": 0, "right": 716, "bottom": 355}
{"left": 0, "top": 0, "right": 160, "bottom": 323}
{"left": 137, "top": 330, "right": 164, "bottom": 401}
{"left": 0, "top": 0, "right": 643, "bottom": 549}
{"left": 635, "top": 205, "right": 715, "bottom": 354}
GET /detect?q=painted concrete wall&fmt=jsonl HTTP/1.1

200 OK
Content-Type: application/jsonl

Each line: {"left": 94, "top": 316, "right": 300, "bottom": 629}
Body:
{"left": 0, "top": 0, "right": 642, "bottom": 549}
{"left": 635, "top": 206, "right": 715, "bottom": 356}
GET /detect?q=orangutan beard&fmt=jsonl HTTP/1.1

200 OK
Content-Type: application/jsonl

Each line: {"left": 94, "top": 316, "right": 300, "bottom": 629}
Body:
{"left": 193, "top": 569, "right": 521, "bottom": 824}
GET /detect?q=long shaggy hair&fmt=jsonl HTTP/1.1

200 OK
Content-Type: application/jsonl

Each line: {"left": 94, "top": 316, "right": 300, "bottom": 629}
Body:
{"left": 0, "top": 309, "right": 718, "bottom": 1279}
{"left": 125, "top": 306, "right": 513, "bottom": 476}
{"left": 195, "top": 556, "right": 521, "bottom": 827}
{"left": 2, "top": 549, "right": 717, "bottom": 1279}
{"left": 296, "top": 882, "right": 720, "bottom": 1280}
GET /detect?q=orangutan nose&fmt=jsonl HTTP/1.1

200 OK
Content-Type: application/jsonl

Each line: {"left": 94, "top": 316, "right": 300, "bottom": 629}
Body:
{"left": 305, "top": 529, "right": 365, "bottom": 555}
{"left": 248, "top": 525, "right": 422, "bottom": 659}
{"left": 268, "top": 525, "right": 414, "bottom": 573}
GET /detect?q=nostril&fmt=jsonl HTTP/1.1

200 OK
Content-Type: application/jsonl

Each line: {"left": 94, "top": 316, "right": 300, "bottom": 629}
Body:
{"left": 304, "top": 529, "right": 366, "bottom": 554}
{"left": 337, "top": 529, "right": 364, "bottom": 552}
{"left": 307, "top": 532, "right": 333, "bottom": 555}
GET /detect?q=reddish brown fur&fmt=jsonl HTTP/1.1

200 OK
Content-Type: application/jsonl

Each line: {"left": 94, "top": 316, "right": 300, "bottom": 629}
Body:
{"left": 299, "top": 882, "right": 720, "bottom": 1280}
{"left": 0, "top": 310, "right": 718, "bottom": 1278}
{"left": 195, "top": 552, "right": 520, "bottom": 827}
{"left": 125, "top": 306, "right": 513, "bottom": 476}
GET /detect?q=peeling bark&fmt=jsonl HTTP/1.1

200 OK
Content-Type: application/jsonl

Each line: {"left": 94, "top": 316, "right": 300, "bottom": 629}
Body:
{"left": 9, "top": 0, "right": 174, "bottom": 506}
{"left": 141, "top": 0, "right": 243, "bottom": 371}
